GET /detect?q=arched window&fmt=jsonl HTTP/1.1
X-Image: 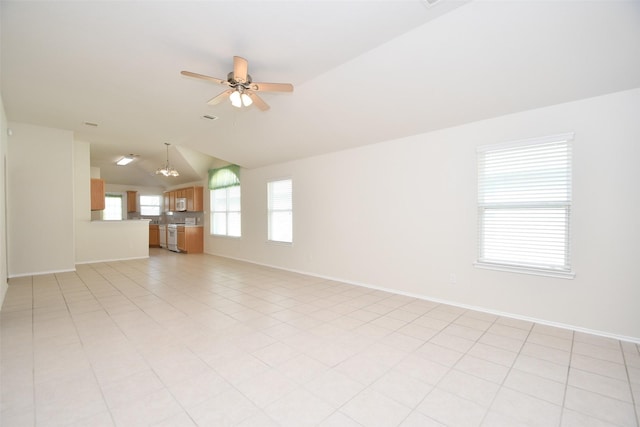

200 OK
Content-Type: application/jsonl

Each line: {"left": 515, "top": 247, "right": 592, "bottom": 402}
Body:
{"left": 209, "top": 165, "right": 241, "bottom": 237}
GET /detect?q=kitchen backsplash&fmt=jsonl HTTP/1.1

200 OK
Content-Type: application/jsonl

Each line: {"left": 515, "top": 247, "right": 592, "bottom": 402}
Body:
{"left": 127, "top": 211, "right": 204, "bottom": 225}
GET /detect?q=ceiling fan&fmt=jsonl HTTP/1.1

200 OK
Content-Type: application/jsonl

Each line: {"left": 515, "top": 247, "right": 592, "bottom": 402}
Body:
{"left": 181, "top": 56, "right": 293, "bottom": 111}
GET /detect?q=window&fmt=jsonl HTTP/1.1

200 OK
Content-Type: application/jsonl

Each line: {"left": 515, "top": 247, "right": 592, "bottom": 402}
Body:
{"left": 268, "top": 179, "right": 293, "bottom": 243}
{"left": 209, "top": 165, "right": 241, "bottom": 237}
{"left": 476, "top": 132, "right": 574, "bottom": 278}
{"left": 140, "top": 195, "right": 161, "bottom": 216}
{"left": 211, "top": 186, "right": 241, "bottom": 237}
{"left": 103, "top": 194, "right": 123, "bottom": 220}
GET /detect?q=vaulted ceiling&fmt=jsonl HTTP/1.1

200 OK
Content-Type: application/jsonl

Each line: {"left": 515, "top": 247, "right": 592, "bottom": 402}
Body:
{"left": 2, "top": 1, "right": 639, "bottom": 187}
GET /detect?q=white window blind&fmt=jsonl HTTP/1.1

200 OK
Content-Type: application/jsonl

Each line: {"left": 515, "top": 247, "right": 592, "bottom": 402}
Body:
{"left": 103, "top": 194, "right": 123, "bottom": 220}
{"left": 268, "top": 179, "right": 293, "bottom": 243}
{"left": 140, "top": 195, "right": 161, "bottom": 216}
{"left": 477, "top": 133, "right": 574, "bottom": 278}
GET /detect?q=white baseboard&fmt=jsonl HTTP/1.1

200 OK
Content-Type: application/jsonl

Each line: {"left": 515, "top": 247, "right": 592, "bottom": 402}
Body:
{"left": 8, "top": 267, "right": 76, "bottom": 279}
{"left": 206, "top": 251, "right": 640, "bottom": 345}
{"left": 75, "top": 255, "right": 149, "bottom": 265}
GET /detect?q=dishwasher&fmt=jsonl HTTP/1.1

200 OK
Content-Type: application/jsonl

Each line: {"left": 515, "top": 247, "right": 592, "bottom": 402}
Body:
{"left": 167, "top": 224, "right": 180, "bottom": 252}
{"left": 159, "top": 225, "right": 167, "bottom": 248}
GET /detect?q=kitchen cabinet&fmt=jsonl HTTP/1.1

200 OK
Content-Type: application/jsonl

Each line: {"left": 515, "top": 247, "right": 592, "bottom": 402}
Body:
{"left": 185, "top": 187, "right": 194, "bottom": 211}
{"left": 162, "top": 186, "right": 204, "bottom": 212}
{"left": 177, "top": 226, "right": 185, "bottom": 251}
{"left": 192, "top": 186, "right": 203, "bottom": 211}
{"left": 90, "top": 178, "right": 105, "bottom": 211}
{"left": 149, "top": 224, "right": 160, "bottom": 247}
{"left": 177, "top": 226, "right": 203, "bottom": 253}
{"left": 127, "top": 191, "right": 137, "bottom": 213}
{"left": 169, "top": 191, "right": 176, "bottom": 212}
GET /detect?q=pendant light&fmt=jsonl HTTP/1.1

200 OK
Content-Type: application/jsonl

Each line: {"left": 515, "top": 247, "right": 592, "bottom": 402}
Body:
{"left": 155, "top": 143, "right": 179, "bottom": 177}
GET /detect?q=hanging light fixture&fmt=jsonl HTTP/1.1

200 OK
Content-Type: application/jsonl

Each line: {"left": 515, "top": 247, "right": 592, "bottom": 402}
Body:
{"left": 156, "top": 143, "right": 179, "bottom": 177}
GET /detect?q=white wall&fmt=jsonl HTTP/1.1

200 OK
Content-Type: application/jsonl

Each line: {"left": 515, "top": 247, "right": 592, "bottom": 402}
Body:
{"left": 206, "top": 88, "right": 640, "bottom": 341}
{"left": 7, "top": 122, "right": 76, "bottom": 277}
{"left": 0, "top": 95, "right": 9, "bottom": 305}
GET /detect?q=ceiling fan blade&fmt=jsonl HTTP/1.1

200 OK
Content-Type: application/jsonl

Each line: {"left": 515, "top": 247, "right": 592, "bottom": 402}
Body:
{"left": 181, "top": 70, "right": 226, "bottom": 86}
{"left": 207, "top": 89, "right": 233, "bottom": 105}
{"left": 250, "top": 82, "right": 294, "bottom": 92}
{"left": 233, "top": 56, "right": 249, "bottom": 84}
{"left": 246, "top": 91, "right": 270, "bottom": 111}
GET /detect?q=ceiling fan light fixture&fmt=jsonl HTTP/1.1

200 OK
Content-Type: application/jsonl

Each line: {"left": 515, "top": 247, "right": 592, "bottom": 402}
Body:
{"left": 182, "top": 56, "right": 293, "bottom": 112}
{"left": 230, "top": 90, "right": 242, "bottom": 108}
{"left": 241, "top": 92, "right": 253, "bottom": 107}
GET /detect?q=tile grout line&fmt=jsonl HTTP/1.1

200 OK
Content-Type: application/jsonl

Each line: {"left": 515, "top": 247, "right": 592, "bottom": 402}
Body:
{"left": 29, "top": 275, "right": 36, "bottom": 427}
{"left": 620, "top": 339, "right": 640, "bottom": 427}
{"left": 395, "top": 308, "right": 480, "bottom": 426}
{"left": 54, "top": 270, "right": 119, "bottom": 427}
{"left": 84, "top": 261, "right": 214, "bottom": 426}
{"left": 476, "top": 316, "right": 533, "bottom": 426}
{"left": 557, "top": 329, "right": 575, "bottom": 427}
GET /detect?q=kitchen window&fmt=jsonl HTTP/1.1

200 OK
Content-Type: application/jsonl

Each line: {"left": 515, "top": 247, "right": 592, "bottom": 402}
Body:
{"left": 476, "top": 132, "right": 574, "bottom": 278}
{"left": 103, "top": 194, "right": 123, "bottom": 220}
{"left": 268, "top": 179, "right": 293, "bottom": 243}
{"left": 140, "top": 195, "right": 161, "bottom": 216}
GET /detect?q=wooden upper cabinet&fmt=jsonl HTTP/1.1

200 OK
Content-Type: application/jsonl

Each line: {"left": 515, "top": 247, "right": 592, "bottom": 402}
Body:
{"left": 192, "top": 186, "right": 203, "bottom": 212}
{"left": 126, "top": 191, "right": 137, "bottom": 213}
{"left": 90, "top": 178, "right": 105, "bottom": 211}
{"left": 185, "top": 187, "right": 194, "bottom": 211}
{"left": 163, "top": 186, "right": 204, "bottom": 212}
{"left": 169, "top": 191, "right": 176, "bottom": 212}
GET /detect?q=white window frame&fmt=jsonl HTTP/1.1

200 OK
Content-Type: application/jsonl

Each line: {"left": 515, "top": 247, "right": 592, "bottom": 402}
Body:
{"left": 267, "top": 179, "right": 293, "bottom": 244}
{"left": 210, "top": 185, "right": 241, "bottom": 237}
{"left": 475, "top": 132, "right": 575, "bottom": 279}
{"left": 140, "top": 195, "right": 161, "bottom": 216}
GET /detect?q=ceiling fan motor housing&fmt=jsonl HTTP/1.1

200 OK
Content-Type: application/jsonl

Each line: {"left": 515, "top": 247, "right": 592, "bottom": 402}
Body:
{"left": 228, "top": 71, "right": 252, "bottom": 86}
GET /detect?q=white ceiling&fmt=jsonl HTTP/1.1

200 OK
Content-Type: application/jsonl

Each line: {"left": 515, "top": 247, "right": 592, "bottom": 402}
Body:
{"left": 2, "top": 1, "right": 639, "bottom": 187}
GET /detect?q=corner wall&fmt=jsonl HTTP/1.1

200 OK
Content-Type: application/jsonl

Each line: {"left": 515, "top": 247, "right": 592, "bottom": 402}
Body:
{"left": 0, "top": 94, "right": 8, "bottom": 305}
{"left": 206, "top": 88, "right": 640, "bottom": 341}
{"left": 7, "top": 122, "right": 75, "bottom": 277}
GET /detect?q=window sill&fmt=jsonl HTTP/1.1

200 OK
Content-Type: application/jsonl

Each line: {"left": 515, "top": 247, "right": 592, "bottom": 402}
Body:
{"left": 474, "top": 262, "right": 575, "bottom": 279}
{"left": 267, "top": 240, "right": 293, "bottom": 247}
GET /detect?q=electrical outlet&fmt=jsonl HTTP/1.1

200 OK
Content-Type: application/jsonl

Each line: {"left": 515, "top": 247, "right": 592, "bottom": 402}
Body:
{"left": 449, "top": 273, "right": 457, "bottom": 284}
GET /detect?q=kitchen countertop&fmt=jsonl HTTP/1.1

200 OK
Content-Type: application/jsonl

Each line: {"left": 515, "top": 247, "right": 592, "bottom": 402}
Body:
{"left": 90, "top": 219, "right": 151, "bottom": 223}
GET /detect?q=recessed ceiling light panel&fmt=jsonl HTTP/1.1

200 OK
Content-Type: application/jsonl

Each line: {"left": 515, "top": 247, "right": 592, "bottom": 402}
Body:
{"left": 116, "top": 156, "right": 135, "bottom": 166}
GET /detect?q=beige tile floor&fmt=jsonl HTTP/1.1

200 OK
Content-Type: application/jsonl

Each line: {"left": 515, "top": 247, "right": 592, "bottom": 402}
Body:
{"left": 1, "top": 249, "right": 639, "bottom": 426}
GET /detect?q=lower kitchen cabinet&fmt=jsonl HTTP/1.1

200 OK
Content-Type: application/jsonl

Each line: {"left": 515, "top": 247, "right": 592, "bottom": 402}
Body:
{"left": 177, "top": 226, "right": 203, "bottom": 254}
{"left": 149, "top": 224, "right": 160, "bottom": 247}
